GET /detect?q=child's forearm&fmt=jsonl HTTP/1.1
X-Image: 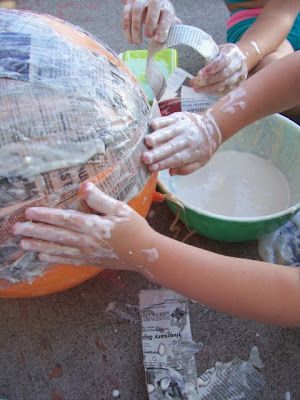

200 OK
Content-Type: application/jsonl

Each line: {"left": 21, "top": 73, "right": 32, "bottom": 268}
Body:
{"left": 210, "top": 51, "right": 300, "bottom": 141}
{"left": 143, "top": 232, "right": 300, "bottom": 327}
{"left": 236, "top": 0, "right": 300, "bottom": 71}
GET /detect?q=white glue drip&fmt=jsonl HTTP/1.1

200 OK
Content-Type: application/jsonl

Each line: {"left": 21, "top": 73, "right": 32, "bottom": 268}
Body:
{"left": 172, "top": 150, "right": 290, "bottom": 218}
{"left": 221, "top": 87, "right": 246, "bottom": 114}
{"left": 141, "top": 248, "right": 159, "bottom": 263}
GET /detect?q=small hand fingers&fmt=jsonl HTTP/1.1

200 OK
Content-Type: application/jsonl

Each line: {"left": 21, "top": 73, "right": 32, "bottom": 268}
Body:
{"left": 123, "top": 3, "right": 133, "bottom": 43}
{"left": 20, "top": 238, "right": 82, "bottom": 258}
{"left": 143, "top": 134, "right": 187, "bottom": 165}
{"left": 145, "top": 121, "right": 184, "bottom": 147}
{"left": 145, "top": 0, "right": 161, "bottom": 37}
{"left": 24, "top": 207, "right": 98, "bottom": 234}
{"left": 81, "top": 182, "right": 130, "bottom": 217}
{"left": 223, "top": 69, "right": 246, "bottom": 87}
{"left": 192, "top": 58, "right": 243, "bottom": 88}
{"left": 131, "top": 0, "right": 146, "bottom": 43}
{"left": 226, "top": 56, "right": 244, "bottom": 75}
{"left": 149, "top": 115, "right": 176, "bottom": 131}
{"left": 13, "top": 221, "right": 98, "bottom": 248}
{"left": 192, "top": 81, "right": 228, "bottom": 93}
{"left": 197, "top": 53, "right": 227, "bottom": 81}
{"left": 38, "top": 253, "right": 87, "bottom": 266}
{"left": 154, "top": 9, "right": 173, "bottom": 43}
{"left": 147, "top": 147, "right": 198, "bottom": 172}
{"left": 38, "top": 254, "right": 122, "bottom": 270}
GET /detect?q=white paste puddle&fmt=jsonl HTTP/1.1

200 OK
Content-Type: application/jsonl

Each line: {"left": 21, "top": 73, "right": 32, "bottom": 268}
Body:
{"left": 171, "top": 150, "right": 290, "bottom": 218}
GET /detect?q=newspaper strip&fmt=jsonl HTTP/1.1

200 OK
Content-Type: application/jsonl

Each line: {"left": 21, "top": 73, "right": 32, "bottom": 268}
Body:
{"left": 146, "top": 24, "right": 219, "bottom": 101}
{"left": 196, "top": 347, "right": 265, "bottom": 399}
{"left": 158, "top": 67, "right": 220, "bottom": 115}
{"left": 139, "top": 289, "right": 201, "bottom": 400}
{"left": 139, "top": 289, "right": 265, "bottom": 400}
{"left": 0, "top": 9, "right": 152, "bottom": 285}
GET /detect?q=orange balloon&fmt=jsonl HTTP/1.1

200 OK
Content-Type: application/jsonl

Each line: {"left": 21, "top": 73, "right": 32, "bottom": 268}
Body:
{"left": 0, "top": 173, "right": 157, "bottom": 298}
{"left": 0, "top": 10, "right": 155, "bottom": 297}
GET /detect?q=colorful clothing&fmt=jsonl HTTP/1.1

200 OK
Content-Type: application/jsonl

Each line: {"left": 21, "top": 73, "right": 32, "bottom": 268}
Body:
{"left": 224, "top": 2, "right": 300, "bottom": 50}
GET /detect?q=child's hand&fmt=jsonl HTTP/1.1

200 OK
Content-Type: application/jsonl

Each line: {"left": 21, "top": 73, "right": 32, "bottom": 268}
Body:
{"left": 190, "top": 44, "right": 248, "bottom": 93}
{"left": 12, "top": 183, "right": 155, "bottom": 271}
{"left": 143, "top": 111, "right": 222, "bottom": 175}
{"left": 123, "top": 0, "right": 180, "bottom": 44}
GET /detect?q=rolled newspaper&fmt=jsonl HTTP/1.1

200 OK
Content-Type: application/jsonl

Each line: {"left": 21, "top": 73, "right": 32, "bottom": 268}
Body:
{"left": 146, "top": 24, "right": 219, "bottom": 101}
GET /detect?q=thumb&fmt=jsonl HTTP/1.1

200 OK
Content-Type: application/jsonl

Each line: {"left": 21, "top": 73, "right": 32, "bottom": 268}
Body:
{"left": 80, "top": 182, "right": 124, "bottom": 216}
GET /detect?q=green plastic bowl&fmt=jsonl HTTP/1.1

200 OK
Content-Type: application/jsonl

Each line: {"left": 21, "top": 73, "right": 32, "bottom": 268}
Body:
{"left": 122, "top": 48, "right": 177, "bottom": 102}
{"left": 158, "top": 114, "right": 300, "bottom": 242}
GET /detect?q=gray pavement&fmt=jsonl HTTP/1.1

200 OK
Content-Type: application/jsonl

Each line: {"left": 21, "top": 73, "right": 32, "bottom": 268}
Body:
{"left": 0, "top": 1, "right": 299, "bottom": 399}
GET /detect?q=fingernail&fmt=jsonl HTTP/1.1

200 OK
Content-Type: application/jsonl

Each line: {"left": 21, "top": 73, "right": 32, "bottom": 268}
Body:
{"left": 20, "top": 240, "right": 31, "bottom": 250}
{"left": 12, "top": 223, "right": 22, "bottom": 235}
{"left": 25, "top": 208, "right": 35, "bottom": 219}
{"left": 80, "top": 181, "right": 94, "bottom": 197}
{"left": 145, "top": 136, "right": 154, "bottom": 147}
{"left": 149, "top": 120, "right": 158, "bottom": 130}
{"left": 143, "top": 152, "right": 153, "bottom": 164}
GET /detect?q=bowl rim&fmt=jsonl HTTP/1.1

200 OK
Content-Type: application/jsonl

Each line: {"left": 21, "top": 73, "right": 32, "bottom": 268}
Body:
{"left": 158, "top": 113, "right": 300, "bottom": 223}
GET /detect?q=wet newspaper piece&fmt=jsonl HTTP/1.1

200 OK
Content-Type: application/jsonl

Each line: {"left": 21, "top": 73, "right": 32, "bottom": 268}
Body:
{"left": 158, "top": 67, "right": 220, "bottom": 115}
{"left": 146, "top": 24, "right": 219, "bottom": 101}
{"left": 139, "top": 289, "right": 201, "bottom": 400}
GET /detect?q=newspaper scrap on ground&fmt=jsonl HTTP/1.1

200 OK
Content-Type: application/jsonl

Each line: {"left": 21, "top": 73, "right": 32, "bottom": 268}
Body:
{"left": 140, "top": 289, "right": 201, "bottom": 400}
{"left": 139, "top": 289, "right": 265, "bottom": 400}
{"left": 197, "top": 346, "right": 265, "bottom": 400}
{"left": 105, "top": 301, "right": 140, "bottom": 325}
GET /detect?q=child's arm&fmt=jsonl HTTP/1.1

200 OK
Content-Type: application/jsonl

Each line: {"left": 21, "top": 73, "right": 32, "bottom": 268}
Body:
{"left": 13, "top": 183, "right": 300, "bottom": 327}
{"left": 143, "top": 51, "right": 300, "bottom": 175}
{"left": 192, "top": 0, "right": 300, "bottom": 93}
{"left": 149, "top": 232, "right": 300, "bottom": 327}
{"left": 236, "top": 0, "right": 300, "bottom": 72}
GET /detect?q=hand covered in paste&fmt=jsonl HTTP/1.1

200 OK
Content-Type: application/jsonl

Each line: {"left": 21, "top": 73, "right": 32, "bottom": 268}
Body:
{"left": 123, "top": 0, "right": 181, "bottom": 44}
{"left": 143, "top": 111, "right": 222, "bottom": 175}
{"left": 13, "top": 183, "right": 155, "bottom": 271}
{"left": 191, "top": 44, "right": 248, "bottom": 93}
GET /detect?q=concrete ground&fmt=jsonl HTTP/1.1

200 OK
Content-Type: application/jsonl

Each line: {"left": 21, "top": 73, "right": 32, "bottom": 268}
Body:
{"left": 0, "top": 1, "right": 299, "bottom": 399}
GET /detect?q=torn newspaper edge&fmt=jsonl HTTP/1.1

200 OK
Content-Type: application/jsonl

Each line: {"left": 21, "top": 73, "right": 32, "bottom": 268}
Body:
{"left": 139, "top": 289, "right": 202, "bottom": 400}
{"left": 197, "top": 346, "right": 265, "bottom": 400}
{"left": 139, "top": 289, "right": 265, "bottom": 400}
{"left": 146, "top": 25, "right": 219, "bottom": 101}
{"left": 158, "top": 67, "right": 220, "bottom": 115}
